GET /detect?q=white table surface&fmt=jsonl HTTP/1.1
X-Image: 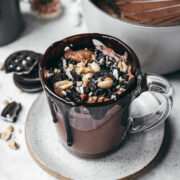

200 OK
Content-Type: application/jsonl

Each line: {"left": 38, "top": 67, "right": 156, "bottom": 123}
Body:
{"left": 0, "top": 1, "right": 180, "bottom": 180}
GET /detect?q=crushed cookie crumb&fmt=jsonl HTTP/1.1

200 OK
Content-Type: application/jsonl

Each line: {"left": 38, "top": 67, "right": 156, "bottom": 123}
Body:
{"left": 7, "top": 125, "right": 14, "bottom": 132}
{"left": 19, "top": 90, "right": 24, "bottom": 94}
{"left": 8, "top": 140, "right": 19, "bottom": 150}
{"left": 3, "top": 100, "right": 9, "bottom": 105}
{"left": 1, "top": 131, "right": 12, "bottom": 141}
{"left": 89, "top": 92, "right": 93, "bottom": 96}
{"left": 0, "top": 64, "right": 3, "bottom": 70}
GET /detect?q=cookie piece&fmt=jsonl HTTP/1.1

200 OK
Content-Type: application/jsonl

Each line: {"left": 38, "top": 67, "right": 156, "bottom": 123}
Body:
{"left": 4, "top": 50, "right": 41, "bottom": 75}
{"left": 1, "top": 101, "right": 22, "bottom": 122}
{"left": 13, "top": 64, "right": 43, "bottom": 93}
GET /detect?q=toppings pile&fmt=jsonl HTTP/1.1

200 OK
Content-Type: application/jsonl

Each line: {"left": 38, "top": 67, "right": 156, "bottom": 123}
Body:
{"left": 46, "top": 45, "right": 134, "bottom": 104}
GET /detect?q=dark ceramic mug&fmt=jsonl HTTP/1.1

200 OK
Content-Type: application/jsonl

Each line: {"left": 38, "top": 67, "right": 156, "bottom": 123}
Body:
{"left": 39, "top": 33, "right": 174, "bottom": 158}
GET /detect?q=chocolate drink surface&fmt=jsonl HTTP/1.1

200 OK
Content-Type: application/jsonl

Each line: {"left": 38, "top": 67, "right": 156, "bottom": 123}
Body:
{"left": 45, "top": 45, "right": 134, "bottom": 104}
{"left": 92, "top": 0, "right": 180, "bottom": 26}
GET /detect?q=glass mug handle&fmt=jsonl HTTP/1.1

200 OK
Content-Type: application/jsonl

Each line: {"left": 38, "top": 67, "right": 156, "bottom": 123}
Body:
{"left": 129, "top": 73, "right": 174, "bottom": 133}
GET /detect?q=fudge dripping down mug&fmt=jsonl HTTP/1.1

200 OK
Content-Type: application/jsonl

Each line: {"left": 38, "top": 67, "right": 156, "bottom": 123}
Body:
{"left": 39, "top": 33, "right": 174, "bottom": 158}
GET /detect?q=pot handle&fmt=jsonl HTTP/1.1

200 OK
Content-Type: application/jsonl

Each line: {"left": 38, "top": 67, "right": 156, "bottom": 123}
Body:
{"left": 129, "top": 73, "right": 174, "bottom": 133}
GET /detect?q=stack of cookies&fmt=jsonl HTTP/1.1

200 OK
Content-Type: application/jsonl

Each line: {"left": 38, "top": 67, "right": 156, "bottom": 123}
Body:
{"left": 4, "top": 50, "right": 43, "bottom": 93}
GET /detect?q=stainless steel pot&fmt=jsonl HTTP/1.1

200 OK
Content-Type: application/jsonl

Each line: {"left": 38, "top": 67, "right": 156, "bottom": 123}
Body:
{"left": 82, "top": 0, "right": 180, "bottom": 74}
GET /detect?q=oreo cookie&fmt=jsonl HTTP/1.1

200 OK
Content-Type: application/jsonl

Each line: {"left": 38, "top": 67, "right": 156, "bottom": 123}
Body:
{"left": 1, "top": 101, "right": 22, "bottom": 122}
{"left": 4, "top": 50, "right": 43, "bottom": 93}
{"left": 4, "top": 50, "right": 40, "bottom": 75}
{"left": 13, "top": 75, "right": 42, "bottom": 93}
{"left": 13, "top": 63, "right": 43, "bottom": 93}
{"left": 13, "top": 63, "right": 40, "bottom": 85}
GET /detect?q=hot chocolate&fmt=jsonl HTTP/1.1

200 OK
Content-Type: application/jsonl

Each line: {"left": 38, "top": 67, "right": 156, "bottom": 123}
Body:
{"left": 92, "top": 0, "right": 180, "bottom": 25}
{"left": 40, "top": 34, "right": 138, "bottom": 158}
{"left": 40, "top": 34, "right": 174, "bottom": 159}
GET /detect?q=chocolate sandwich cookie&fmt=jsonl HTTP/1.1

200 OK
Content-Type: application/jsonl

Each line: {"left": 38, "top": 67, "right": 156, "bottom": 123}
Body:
{"left": 13, "top": 62, "right": 43, "bottom": 93}
{"left": 13, "top": 76, "right": 42, "bottom": 93}
{"left": 13, "top": 75, "right": 43, "bottom": 93}
{"left": 4, "top": 50, "right": 43, "bottom": 93}
{"left": 1, "top": 101, "right": 22, "bottom": 122}
{"left": 4, "top": 50, "right": 41, "bottom": 75}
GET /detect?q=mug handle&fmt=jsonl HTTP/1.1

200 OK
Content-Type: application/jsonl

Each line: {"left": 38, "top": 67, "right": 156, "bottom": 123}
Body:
{"left": 129, "top": 73, "right": 174, "bottom": 133}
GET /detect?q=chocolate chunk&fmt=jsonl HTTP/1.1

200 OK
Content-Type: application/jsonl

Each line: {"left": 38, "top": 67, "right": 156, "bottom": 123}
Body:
{"left": 4, "top": 51, "right": 42, "bottom": 75}
{"left": 89, "top": 80, "right": 97, "bottom": 92}
{"left": 83, "top": 86, "right": 90, "bottom": 94}
{"left": 122, "top": 73, "right": 129, "bottom": 81}
{"left": 48, "top": 73, "right": 68, "bottom": 86}
{"left": 1, "top": 101, "right": 22, "bottom": 122}
{"left": 70, "top": 70, "right": 80, "bottom": 81}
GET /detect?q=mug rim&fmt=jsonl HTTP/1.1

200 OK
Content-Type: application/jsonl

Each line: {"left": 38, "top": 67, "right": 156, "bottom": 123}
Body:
{"left": 39, "top": 33, "right": 142, "bottom": 107}
{"left": 86, "top": 0, "right": 180, "bottom": 28}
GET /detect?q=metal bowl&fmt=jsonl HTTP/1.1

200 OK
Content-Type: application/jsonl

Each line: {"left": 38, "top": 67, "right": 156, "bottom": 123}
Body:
{"left": 82, "top": 0, "right": 180, "bottom": 74}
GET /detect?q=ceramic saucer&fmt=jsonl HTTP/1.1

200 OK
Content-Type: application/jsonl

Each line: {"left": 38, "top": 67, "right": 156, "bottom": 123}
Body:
{"left": 25, "top": 93, "right": 165, "bottom": 180}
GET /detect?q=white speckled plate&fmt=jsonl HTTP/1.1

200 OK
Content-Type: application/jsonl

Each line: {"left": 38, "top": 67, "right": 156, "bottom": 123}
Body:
{"left": 25, "top": 93, "right": 165, "bottom": 180}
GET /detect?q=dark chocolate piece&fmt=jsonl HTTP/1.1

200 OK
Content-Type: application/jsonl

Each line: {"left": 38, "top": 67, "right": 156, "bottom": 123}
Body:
{"left": 63, "top": 112, "right": 73, "bottom": 146}
{"left": 47, "top": 96, "right": 73, "bottom": 146}
{"left": 4, "top": 50, "right": 41, "bottom": 75}
{"left": 1, "top": 101, "right": 22, "bottom": 122}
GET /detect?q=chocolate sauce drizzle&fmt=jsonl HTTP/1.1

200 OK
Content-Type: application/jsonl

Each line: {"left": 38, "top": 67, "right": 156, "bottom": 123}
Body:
{"left": 47, "top": 96, "right": 73, "bottom": 146}
{"left": 61, "top": 109, "right": 73, "bottom": 146}
{"left": 47, "top": 97, "right": 58, "bottom": 123}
